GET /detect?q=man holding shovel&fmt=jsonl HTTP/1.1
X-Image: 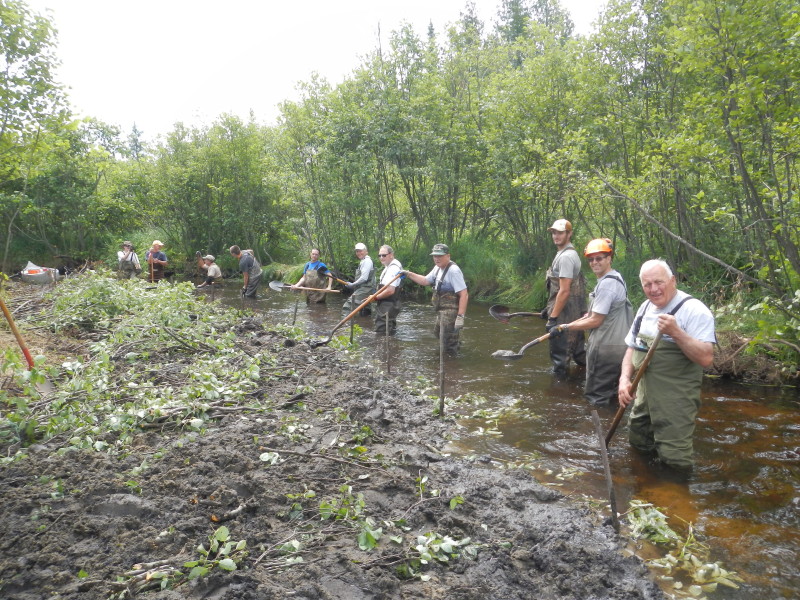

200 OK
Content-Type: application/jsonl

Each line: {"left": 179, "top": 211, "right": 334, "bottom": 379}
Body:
{"left": 618, "top": 259, "right": 715, "bottom": 473}
{"left": 544, "top": 219, "right": 587, "bottom": 375}
{"left": 373, "top": 245, "right": 403, "bottom": 335}
{"left": 291, "top": 248, "right": 333, "bottom": 304}
{"left": 403, "top": 243, "right": 469, "bottom": 354}
{"left": 549, "top": 238, "right": 632, "bottom": 406}
{"left": 342, "top": 242, "right": 376, "bottom": 316}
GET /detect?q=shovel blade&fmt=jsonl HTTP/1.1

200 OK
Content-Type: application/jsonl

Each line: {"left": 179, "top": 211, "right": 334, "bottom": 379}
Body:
{"left": 491, "top": 349, "right": 523, "bottom": 360}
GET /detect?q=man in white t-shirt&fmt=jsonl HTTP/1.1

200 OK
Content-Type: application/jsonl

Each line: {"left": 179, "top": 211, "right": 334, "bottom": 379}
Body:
{"left": 373, "top": 245, "right": 403, "bottom": 334}
{"left": 403, "top": 243, "right": 469, "bottom": 354}
{"left": 618, "top": 259, "right": 716, "bottom": 472}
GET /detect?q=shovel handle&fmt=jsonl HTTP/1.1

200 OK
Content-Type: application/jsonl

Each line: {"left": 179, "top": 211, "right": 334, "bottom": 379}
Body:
{"left": 328, "top": 272, "right": 404, "bottom": 337}
{"left": 605, "top": 332, "right": 663, "bottom": 447}
{"left": 519, "top": 331, "right": 551, "bottom": 354}
{"left": 0, "top": 298, "right": 35, "bottom": 369}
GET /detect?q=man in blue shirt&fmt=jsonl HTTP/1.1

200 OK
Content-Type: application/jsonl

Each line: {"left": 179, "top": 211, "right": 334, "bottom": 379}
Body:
{"left": 291, "top": 248, "right": 333, "bottom": 304}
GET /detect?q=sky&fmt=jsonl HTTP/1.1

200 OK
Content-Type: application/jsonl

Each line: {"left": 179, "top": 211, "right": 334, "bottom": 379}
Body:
{"left": 24, "top": 0, "right": 607, "bottom": 141}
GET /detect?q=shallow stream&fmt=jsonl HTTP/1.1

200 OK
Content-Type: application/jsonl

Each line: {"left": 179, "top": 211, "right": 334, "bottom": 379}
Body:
{"left": 206, "top": 284, "right": 799, "bottom": 599}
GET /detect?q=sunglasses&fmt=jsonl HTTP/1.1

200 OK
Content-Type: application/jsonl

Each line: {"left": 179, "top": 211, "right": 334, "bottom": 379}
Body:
{"left": 378, "top": 253, "right": 389, "bottom": 257}
{"left": 587, "top": 255, "right": 608, "bottom": 263}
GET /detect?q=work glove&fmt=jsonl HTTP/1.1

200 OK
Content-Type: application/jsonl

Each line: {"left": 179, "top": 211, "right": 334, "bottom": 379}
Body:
{"left": 539, "top": 308, "right": 549, "bottom": 320}
{"left": 549, "top": 324, "right": 568, "bottom": 338}
{"left": 241, "top": 287, "right": 247, "bottom": 296}
{"left": 195, "top": 251, "right": 202, "bottom": 257}
{"left": 545, "top": 317, "right": 558, "bottom": 333}
{"left": 454, "top": 314, "right": 465, "bottom": 331}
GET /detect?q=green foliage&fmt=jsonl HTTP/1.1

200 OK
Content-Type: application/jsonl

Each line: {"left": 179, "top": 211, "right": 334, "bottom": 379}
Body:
{"left": 0, "top": 275, "right": 271, "bottom": 460}
{"left": 626, "top": 500, "right": 744, "bottom": 598}
{"left": 396, "top": 531, "right": 479, "bottom": 580}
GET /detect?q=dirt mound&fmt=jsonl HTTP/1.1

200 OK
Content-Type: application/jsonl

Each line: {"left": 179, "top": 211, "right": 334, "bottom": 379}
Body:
{"left": 0, "top": 285, "right": 664, "bottom": 599}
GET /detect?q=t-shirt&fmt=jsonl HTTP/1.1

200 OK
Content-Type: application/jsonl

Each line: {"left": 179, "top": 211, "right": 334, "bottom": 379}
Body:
{"left": 425, "top": 262, "right": 467, "bottom": 294}
{"left": 551, "top": 244, "right": 581, "bottom": 279}
{"left": 589, "top": 270, "right": 627, "bottom": 316}
{"left": 625, "top": 290, "right": 716, "bottom": 348}
{"left": 380, "top": 259, "right": 403, "bottom": 287}
{"left": 146, "top": 250, "right": 167, "bottom": 262}
{"left": 303, "top": 260, "right": 327, "bottom": 274}
{"left": 352, "top": 256, "right": 375, "bottom": 286}
{"left": 207, "top": 264, "right": 222, "bottom": 279}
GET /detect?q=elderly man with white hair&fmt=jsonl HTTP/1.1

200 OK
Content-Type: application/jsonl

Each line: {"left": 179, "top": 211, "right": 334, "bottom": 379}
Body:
{"left": 618, "top": 259, "right": 716, "bottom": 473}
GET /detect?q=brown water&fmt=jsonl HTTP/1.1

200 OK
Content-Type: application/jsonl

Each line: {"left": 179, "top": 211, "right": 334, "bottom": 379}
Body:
{"left": 205, "top": 284, "right": 800, "bottom": 599}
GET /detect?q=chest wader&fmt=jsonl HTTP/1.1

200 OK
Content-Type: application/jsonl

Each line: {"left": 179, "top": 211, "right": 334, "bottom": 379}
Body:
{"left": 374, "top": 291, "right": 401, "bottom": 334}
{"left": 584, "top": 291, "right": 633, "bottom": 406}
{"left": 304, "top": 268, "right": 327, "bottom": 304}
{"left": 546, "top": 268, "right": 587, "bottom": 372}
{"left": 241, "top": 253, "right": 261, "bottom": 298}
{"left": 433, "top": 292, "right": 459, "bottom": 353}
{"left": 343, "top": 265, "right": 376, "bottom": 316}
{"left": 628, "top": 335, "right": 703, "bottom": 471}
{"left": 151, "top": 261, "right": 165, "bottom": 282}
{"left": 119, "top": 260, "right": 137, "bottom": 279}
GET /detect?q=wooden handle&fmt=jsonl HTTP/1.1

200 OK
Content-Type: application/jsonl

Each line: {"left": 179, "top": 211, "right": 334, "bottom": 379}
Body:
{"left": 0, "top": 298, "right": 35, "bottom": 369}
{"left": 605, "top": 332, "right": 663, "bottom": 447}
{"left": 328, "top": 272, "right": 403, "bottom": 337}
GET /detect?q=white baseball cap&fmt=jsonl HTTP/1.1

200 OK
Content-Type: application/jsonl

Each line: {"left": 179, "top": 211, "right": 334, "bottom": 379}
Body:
{"left": 354, "top": 242, "right": 367, "bottom": 251}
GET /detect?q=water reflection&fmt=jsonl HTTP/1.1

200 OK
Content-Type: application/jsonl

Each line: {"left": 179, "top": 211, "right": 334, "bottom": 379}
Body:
{"left": 200, "top": 283, "right": 799, "bottom": 599}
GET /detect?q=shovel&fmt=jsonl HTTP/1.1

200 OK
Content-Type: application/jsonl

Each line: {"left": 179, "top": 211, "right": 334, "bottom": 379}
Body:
{"left": 491, "top": 332, "right": 551, "bottom": 360}
{"left": 268, "top": 281, "right": 342, "bottom": 294}
{"left": 489, "top": 304, "right": 543, "bottom": 323}
{"left": 605, "top": 332, "right": 663, "bottom": 447}
{"left": 309, "top": 272, "right": 403, "bottom": 348}
{"left": 314, "top": 265, "right": 354, "bottom": 296}
{"left": 0, "top": 297, "right": 55, "bottom": 393}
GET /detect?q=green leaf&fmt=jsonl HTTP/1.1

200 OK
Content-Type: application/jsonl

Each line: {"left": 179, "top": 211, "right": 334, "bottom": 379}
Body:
{"left": 218, "top": 558, "right": 237, "bottom": 571}
{"left": 214, "top": 526, "right": 230, "bottom": 541}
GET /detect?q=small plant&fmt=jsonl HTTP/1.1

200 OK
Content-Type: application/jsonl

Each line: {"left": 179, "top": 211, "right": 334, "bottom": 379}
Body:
{"left": 396, "top": 531, "right": 479, "bottom": 580}
{"left": 112, "top": 526, "right": 247, "bottom": 597}
{"left": 319, "top": 484, "right": 365, "bottom": 521}
{"left": 626, "top": 500, "right": 744, "bottom": 598}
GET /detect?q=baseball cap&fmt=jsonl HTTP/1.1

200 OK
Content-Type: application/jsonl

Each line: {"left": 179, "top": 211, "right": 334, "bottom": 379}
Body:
{"left": 203, "top": 254, "right": 215, "bottom": 262}
{"left": 430, "top": 243, "right": 450, "bottom": 256}
{"left": 547, "top": 219, "right": 572, "bottom": 232}
{"left": 152, "top": 240, "right": 165, "bottom": 247}
{"left": 354, "top": 242, "right": 367, "bottom": 251}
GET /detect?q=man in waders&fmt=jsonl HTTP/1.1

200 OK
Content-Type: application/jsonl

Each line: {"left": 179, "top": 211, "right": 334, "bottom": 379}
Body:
{"left": 195, "top": 253, "right": 223, "bottom": 288}
{"left": 291, "top": 248, "right": 332, "bottom": 304}
{"left": 146, "top": 240, "right": 168, "bottom": 283}
{"left": 544, "top": 219, "right": 587, "bottom": 375}
{"left": 403, "top": 243, "right": 468, "bottom": 354}
{"left": 618, "top": 259, "right": 715, "bottom": 473}
{"left": 117, "top": 241, "right": 142, "bottom": 279}
{"left": 342, "top": 242, "right": 376, "bottom": 316}
{"left": 373, "top": 245, "right": 402, "bottom": 334}
{"left": 550, "top": 238, "right": 632, "bottom": 406}
{"left": 229, "top": 245, "right": 262, "bottom": 298}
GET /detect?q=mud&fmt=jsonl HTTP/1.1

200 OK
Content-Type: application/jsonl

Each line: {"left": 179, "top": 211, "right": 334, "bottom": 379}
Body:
{"left": 0, "top": 304, "right": 665, "bottom": 600}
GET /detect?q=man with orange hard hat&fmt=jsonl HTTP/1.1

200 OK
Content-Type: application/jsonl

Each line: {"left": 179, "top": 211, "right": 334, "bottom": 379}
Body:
{"left": 550, "top": 238, "right": 632, "bottom": 405}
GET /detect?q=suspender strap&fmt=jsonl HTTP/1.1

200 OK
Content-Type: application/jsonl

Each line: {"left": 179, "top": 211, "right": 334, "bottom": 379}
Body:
{"left": 632, "top": 296, "right": 694, "bottom": 339}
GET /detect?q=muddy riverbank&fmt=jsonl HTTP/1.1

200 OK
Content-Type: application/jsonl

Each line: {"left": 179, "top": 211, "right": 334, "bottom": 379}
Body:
{"left": 0, "top": 281, "right": 664, "bottom": 600}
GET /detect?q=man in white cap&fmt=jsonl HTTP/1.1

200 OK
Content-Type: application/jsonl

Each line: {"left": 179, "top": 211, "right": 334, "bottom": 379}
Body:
{"left": 146, "top": 240, "right": 168, "bottom": 282}
{"left": 342, "top": 242, "right": 376, "bottom": 315}
{"left": 404, "top": 243, "right": 468, "bottom": 353}
{"left": 195, "top": 253, "right": 222, "bottom": 288}
{"left": 544, "top": 219, "right": 586, "bottom": 375}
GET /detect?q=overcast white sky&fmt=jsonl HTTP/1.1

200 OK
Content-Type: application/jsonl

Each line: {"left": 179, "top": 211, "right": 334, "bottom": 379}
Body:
{"left": 25, "top": 0, "right": 606, "bottom": 141}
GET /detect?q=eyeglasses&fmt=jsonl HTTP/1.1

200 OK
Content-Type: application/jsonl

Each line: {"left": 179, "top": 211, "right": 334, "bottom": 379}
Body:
{"left": 587, "top": 255, "right": 608, "bottom": 263}
{"left": 378, "top": 253, "right": 389, "bottom": 257}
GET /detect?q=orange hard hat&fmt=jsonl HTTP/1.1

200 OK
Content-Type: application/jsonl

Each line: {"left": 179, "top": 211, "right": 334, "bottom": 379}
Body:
{"left": 584, "top": 238, "right": 614, "bottom": 257}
